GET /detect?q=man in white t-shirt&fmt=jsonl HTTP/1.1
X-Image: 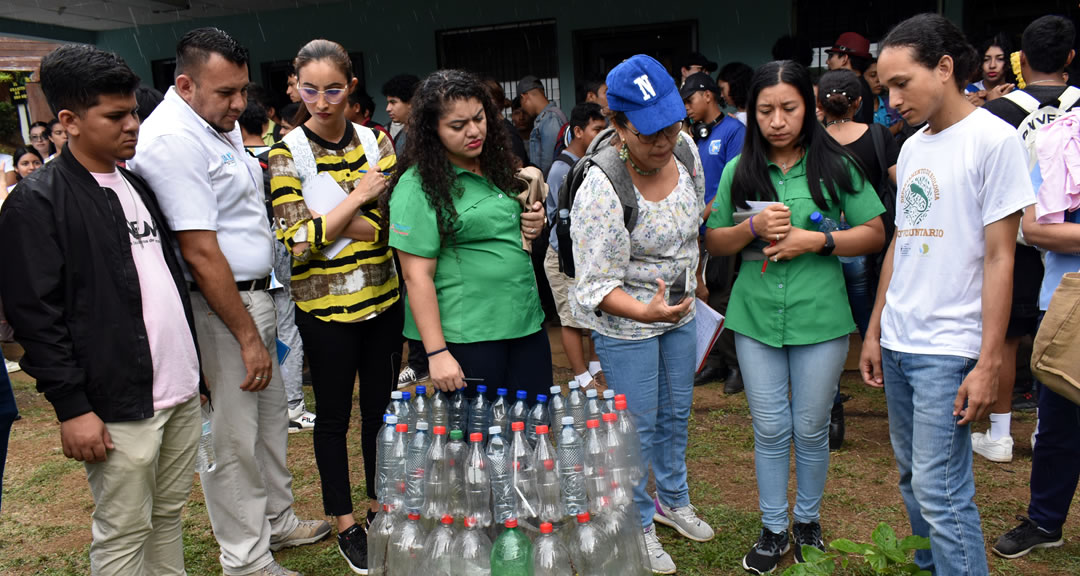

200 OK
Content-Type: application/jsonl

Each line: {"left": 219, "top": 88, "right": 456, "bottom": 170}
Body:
{"left": 129, "top": 28, "right": 328, "bottom": 576}
{"left": 866, "top": 15, "right": 1034, "bottom": 576}
{"left": 0, "top": 44, "right": 203, "bottom": 575}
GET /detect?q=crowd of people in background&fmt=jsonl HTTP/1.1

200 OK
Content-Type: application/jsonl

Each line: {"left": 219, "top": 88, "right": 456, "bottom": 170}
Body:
{"left": 0, "top": 10, "right": 1077, "bottom": 576}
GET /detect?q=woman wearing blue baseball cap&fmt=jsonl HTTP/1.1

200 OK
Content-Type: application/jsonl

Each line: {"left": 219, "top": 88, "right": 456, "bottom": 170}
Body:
{"left": 570, "top": 54, "right": 714, "bottom": 574}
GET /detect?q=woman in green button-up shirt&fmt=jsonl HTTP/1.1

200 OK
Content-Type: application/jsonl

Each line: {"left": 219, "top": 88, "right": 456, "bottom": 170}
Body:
{"left": 705, "top": 61, "right": 885, "bottom": 574}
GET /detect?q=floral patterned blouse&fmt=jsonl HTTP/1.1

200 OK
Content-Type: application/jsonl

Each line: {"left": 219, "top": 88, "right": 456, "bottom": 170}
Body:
{"left": 570, "top": 135, "right": 705, "bottom": 340}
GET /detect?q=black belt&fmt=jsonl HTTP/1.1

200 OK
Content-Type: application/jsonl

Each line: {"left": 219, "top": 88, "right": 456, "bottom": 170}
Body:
{"left": 189, "top": 276, "right": 271, "bottom": 293}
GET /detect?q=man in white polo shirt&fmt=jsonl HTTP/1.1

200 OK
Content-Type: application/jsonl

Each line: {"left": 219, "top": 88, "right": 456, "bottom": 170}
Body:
{"left": 129, "top": 27, "right": 328, "bottom": 576}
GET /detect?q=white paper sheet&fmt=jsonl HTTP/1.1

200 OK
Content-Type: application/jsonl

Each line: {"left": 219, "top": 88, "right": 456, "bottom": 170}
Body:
{"left": 695, "top": 298, "right": 725, "bottom": 374}
{"left": 303, "top": 172, "right": 353, "bottom": 259}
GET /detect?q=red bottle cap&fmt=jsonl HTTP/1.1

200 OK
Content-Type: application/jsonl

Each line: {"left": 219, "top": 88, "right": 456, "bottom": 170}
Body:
{"left": 540, "top": 522, "right": 553, "bottom": 534}
{"left": 511, "top": 421, "right": 525, "bottom": 431}
{"left": 395, "top": 423, "right": 408, "bottom": 432}
{"left": 614, "top": 394, "right": 626, "bottom": 402}
{"left": 615, "top": 400, "right": 628, "bottom": 410}
{"left": 464, "top": 516, "right": 477, "bottom": 528}
{"left": 505, "top": 518, "right": 518, "bottom": 528}
{"left": 408, "top": 512, "right": 420, "bottom": 521}
{"left": 577, "top": 512, "right": 591, "bottom": 523}
{"left": 543, "top": 459, "right": 555, "bottom": 471}
{"left": 433, "top": 425, "right": 447, "bottom": 435}
{"left": 603, "top": 413, "right": 617, "bottom": 422}
{"left": 536, "top": 425, "right": 549, "bottom": 434}
{"left": 470, "top": 432, "right": 483, "bottom": 442}
{"left": 586, "top": 419, "right": 600, "bottom": 429}
{"left": 441, "top": 514, "right": 453, "bottom": 525}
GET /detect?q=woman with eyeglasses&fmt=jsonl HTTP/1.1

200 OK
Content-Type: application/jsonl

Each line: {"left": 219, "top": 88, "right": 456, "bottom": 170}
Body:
{"left": 267, "top": 38, "right": 401, "bottom": 574}
{"left": 28, "top": 122, "right": 54, "bottom": 161}
{"left": 569, "top": 55, "right": 714, "bottom": 575}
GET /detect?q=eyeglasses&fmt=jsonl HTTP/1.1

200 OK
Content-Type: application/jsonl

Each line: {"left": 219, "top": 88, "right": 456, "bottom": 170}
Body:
{"left": 297, "top": 84, "right": 347, "bottom": 105}
{"left": 629, "top": 121, "right": 683, "bottom": 145}
{"left": 29, "top": 134, "right": 46, "bottom": 142}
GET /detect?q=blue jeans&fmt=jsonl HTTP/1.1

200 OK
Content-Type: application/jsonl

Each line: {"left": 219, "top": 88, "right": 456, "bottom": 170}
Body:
{"left": 881, "top": 348, "right": 987, "bottom": 576}
{"left": 735, "top": 333, "right": 848, "bottom": 532}
{"left": 0, "top": 355, "right": 17, "bottom": 513}
{"left": 593, "top": 319, "right": 695, "bottom": 528}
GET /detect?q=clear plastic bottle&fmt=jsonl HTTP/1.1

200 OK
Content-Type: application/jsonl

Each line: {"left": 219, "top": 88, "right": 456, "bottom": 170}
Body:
{"left": 526, "top": 393, "right": 550, "bottom": 448}
{"left": 446, "top": 429, "right": 468, "bottom": 520}
{"left": 569, "top": 512, "right": 608, "bottom": 576}
{"left": 422, "top": 425, "right": 450, "bottom": 521}
{"left": 557, "top": 416, "right": 588, "bottom": 516}
{"left": 566, "top": 382, "right": 586, "bottom": 434}
{"left": 387, "top": 511, "right": 428, "bottom": 576}
{"left": 375, "top": 414, "right": 399, "bottom": 503}
{"left": 469, "top": 385, "right": 492, "bottom": 443}
{"left": 411, "top": 385, "right": 431, "bottom": 427}
{"left": 489, "top": 387, "right": 510, "bottom": 438}
{"left": 547, "top": 385, "right": 566, "bottom": 444}
{"left": 509, "top": 421, "right": 540, "bottom": 519}
{"left": 533, "top": 521, "right": 573, "bottom": 576}
{"left": 430, "top": 389, "right": 450, "bottom": 428}
{"left": 486, "top": 425, "right": 515, "bottom": 524}
{"left": 401, "top": 390, "right": 415, "bottom": 432}
{"left": 810, "top": 211, "right": 857, "bottom": 263}
{"left": 451, "top": 515, "right": 492, "bottom": 575}
{"left": 405, "top": 421, "right": 432, "bottom": 513}
{"left": 533, "top": 424, "right": 564, "bottom": 523}
{"left": 465, "top": 432, "right": 493, "bottom": 528}
{"left": 368, "top": 504, "right": 398, "bottom": 576}
{"left": 583, "top": 419, "right": 611, "bottom": 516}
{"left": 421, "top": 514, "right": 457, "bottom": 576}
{"left": 606, "top": 503, "right": 651, "bottom": 575}
{"left": 602, "top": 413, "right": 632, "bottom": 509}
{"left": 490, "top": 518, "right": 533, "bottom": 576}
{"left": 584, "top": 388, "right": 603, "bottom": 423}
{"left": 195, "top": 411, "right": 216, "bottom": 473}
{"left": 386, "top": 390, "right": 404, "bottom": 416}
{"left": 449, "top": 389, "right": 468, "bottom": 433}
{"left": 602, "top": 389, "right": 616, "bottom": 415}
{"left": 614, "top": 396, "right": 644, "bottom": 484}
{"left": 384, "top": 422, "right": 410, "bottom": 508}
{"left": 508, "top": 390, "right": 530, "bottom": 430}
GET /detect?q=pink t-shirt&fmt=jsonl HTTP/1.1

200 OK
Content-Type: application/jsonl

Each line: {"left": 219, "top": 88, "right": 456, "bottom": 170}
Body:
{"left": 91, "top": 170, "right": 200, "bottom": 411}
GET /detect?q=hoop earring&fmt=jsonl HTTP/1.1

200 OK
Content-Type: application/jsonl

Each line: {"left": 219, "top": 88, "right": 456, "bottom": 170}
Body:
{"left": 619, "top": 143, "right": 630, "bottom": 162}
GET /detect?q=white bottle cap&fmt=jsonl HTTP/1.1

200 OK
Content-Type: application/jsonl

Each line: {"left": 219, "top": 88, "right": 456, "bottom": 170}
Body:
{"left": 603, "top": 390, "right": 614, "bottom": 399}
{"left": 391, "top": 391, "right": 403, "bottom": 400}
{"left": 550, "top": 385, "right": 562, "bottom": 395}
{"left": 415, "top": 421, "right": 429, "bottom": 431}
{"left": 586, "top": 389, "right": 597, "bottom": 398}
{"left": 386, "top": 415, "right": 398, "bottom": 424}
{"left": 568, "top": 381, "right": 580, "bottom": 389}
{"left": 488, "top": 426, "right": 502, "bottom": 435}
{"left": 562, "top": 416, "right": 575, "bottom": 426}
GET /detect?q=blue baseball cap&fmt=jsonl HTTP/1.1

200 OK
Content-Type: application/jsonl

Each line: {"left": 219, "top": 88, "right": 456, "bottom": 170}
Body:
{"left": 606, "top": 54, "right": 685, "bottom": 136}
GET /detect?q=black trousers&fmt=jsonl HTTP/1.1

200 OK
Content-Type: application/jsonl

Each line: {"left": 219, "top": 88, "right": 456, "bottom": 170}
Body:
{"left": 294, "top": 300, "right": 404, "bottom": 516}
{"left": 449, "top": 328, "right": 553, "bottom": 402}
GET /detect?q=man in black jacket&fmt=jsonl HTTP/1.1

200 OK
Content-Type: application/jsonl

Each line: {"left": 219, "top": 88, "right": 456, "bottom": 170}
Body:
{"left": 0, "top": 45, "right": 205, "bottom": 575}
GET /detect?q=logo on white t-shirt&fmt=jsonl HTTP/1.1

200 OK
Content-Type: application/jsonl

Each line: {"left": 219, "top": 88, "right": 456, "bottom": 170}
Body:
{"left": 900, "top": 168, "right": 939, "bottom": 227}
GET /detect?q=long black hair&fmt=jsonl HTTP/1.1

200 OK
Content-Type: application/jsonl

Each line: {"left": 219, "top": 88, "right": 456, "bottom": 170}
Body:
{"left": 388, "top": 69, "right": 522, "bottom": 244}
{"left": 12, "top": 145, "right": 43, "bottom": 181}
{"left": 732, "top": 60, "right": 863, "bottom": 211}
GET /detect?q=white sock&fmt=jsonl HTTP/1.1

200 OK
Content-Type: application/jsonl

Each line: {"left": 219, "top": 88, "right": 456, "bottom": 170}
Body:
{"left": 575, "top": 371, "right": 592, "bottom": 387}
{"left": 588, "top": 361, "right": 602, "bottom": 376}
{"left": 988, "top": 412, "right": 1012, "bottom": 442}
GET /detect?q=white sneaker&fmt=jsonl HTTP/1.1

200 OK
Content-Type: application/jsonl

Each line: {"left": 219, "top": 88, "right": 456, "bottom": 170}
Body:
{"left": 653, "top": 495, "right": 715, "bottom": 542}
{"left": 972, "top": 431, "right": 1013, "bottom": 463}
{"left": 288, "top": 404, "right": 316, "bottom": 433}
{"left": 5, "top": 359, "right": 20, "bottom": 374}
{"left": 643, "top": 524, "right": 677, "bottom": 574}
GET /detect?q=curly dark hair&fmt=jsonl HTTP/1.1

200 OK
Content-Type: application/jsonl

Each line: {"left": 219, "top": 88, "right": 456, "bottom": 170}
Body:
{"left": 388, "top": 69, "right": 523, "bottom": 245}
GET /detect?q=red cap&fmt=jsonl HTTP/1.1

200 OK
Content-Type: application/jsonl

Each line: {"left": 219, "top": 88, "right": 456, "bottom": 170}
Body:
{"left": 827, "top": 31, "right": 872, "bottom": 60}
{"left": 540, "top": 522, "right": 553, "bottom": 534}
{"left": 586, "top": 419, "right": 600, "bottom": 429}
{"left": 395, "top": 423, "right": 408, "bottom": 432}
{"left": 441, "top": 514, "right": 453, "bottom": 525}
{"left": 543, "top": 458, "right": 555, "bottom": 471}
{"left": 603, "top": 413, "right": 617, "bottom": 422}
{"left": 382, "top": 504, "right": 390, "bottom": 512}
{"left": 505, "top": 518, "right": 518, "bottom": 528}
{"left": 577, "top": 512, "right": 591, "bottom": 523}
{"left": 470, "top": 432, "right": 483, "bottom": 442}
{"left": 615, "top": 400, "right": 628, "bottom": 410}
{"left": 464, "top": 516, "right": 477, "bottom": 528}
{"left": 511, "top": 421, "right": 525, "bottom": 432}
{"left": 433, "top": 425, "right": 447, "bottom": 435}
{"left": 408, "top": 512, "right": 420, "bottom": 521}
{"left": 614, "top": 394, "right": 626, "bottom": 402}
{"left": 536, "top": 425, "right": 549, "bottom": 434}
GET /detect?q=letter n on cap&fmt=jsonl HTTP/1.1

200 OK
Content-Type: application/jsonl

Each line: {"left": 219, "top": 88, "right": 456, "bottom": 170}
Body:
{"left": 633, "top": 75, "right": 657, "bottom": 101}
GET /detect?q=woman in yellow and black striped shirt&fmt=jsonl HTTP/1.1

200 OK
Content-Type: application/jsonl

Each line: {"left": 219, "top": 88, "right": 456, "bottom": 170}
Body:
{"left": 268, "top": 39, "right": 400, "bottom": 573}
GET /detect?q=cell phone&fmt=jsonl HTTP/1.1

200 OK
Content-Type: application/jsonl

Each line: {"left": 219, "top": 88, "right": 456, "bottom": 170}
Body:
{"left": 667, "top": 267, "right": 691, "bottom": 306}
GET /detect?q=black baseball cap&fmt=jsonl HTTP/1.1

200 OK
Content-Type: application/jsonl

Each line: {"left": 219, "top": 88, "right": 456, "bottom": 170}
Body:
{"left": 679, "top": 72, "right": 721, "bottom": 100}
{"left": 681, "top": 52, "right": 718, "bottom": 73}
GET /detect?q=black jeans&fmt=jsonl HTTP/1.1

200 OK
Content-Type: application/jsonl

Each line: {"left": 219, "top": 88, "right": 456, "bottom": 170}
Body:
{"left": 294, "top": 300, "right": 404, "bottom": 516}
{"left": 450, "top": 328, "right": 553, "bottom": 401}
{"left": 0, "top": 357, "right": 17, "bottom": 513}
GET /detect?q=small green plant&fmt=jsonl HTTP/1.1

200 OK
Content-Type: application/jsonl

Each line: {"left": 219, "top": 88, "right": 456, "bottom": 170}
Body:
{"left": 782, "top": 522, "right": 931, "bottom": 576}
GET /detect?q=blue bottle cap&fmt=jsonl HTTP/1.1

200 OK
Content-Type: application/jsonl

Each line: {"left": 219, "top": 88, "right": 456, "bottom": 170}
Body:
{"left": 416, "top": 385, "right": 426, "bottom": 395}
{"left": 537, "top": 394, "right": 548, "bottom": 403}
{"left": 809, "top": 211, "right": 823, "bottom": 223}
{"left": 477, "top": 385, "right": 488, "bottom": 393}
{"left": 383, "top": 413, "right": 389, "bottom": 422}
{"left": 497, "top": 387, "right": 508, "bottom": 396}
{"left": 402, "top": 391, "right": 411, "bottom": 400}
{"left": 516, "top": 390, "right": 528, "bottom": 400}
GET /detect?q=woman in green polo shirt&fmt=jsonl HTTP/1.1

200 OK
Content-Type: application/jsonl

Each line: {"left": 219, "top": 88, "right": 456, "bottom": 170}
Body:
{"left": 705, "top": 60, "right": 885, "bottom": 575}
{"left": 387, "top": 69, "right": 551, "bottom": 399}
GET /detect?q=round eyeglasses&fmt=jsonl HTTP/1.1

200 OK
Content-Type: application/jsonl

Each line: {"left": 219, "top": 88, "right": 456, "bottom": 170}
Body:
{"left": 297, "top": 84, "right": 347, "bottom": 105}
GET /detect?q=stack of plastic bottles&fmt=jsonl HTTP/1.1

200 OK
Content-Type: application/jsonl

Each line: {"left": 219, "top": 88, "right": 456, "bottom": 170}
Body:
{"left": 371, "top": 385, "right": 650, "bottom": 575}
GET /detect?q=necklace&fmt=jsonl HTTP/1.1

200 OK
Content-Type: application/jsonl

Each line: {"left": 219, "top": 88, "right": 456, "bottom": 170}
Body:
{"left": 627, "top": 153, "right": 662, "bottom": 176}
{"left": 824, "top": 118, "right": 852, "bottom": 127}
{"left": 775, "top": 147, "right": 805, "bottom": 172}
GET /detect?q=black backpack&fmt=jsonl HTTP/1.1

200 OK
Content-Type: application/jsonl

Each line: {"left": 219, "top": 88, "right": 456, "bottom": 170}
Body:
{"left": 555, "top": 127, "right": 702, "bottom": 277}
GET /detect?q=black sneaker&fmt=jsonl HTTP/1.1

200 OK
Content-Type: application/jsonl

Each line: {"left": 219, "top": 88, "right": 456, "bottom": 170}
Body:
{"left": 338, "top": 524, "right": 369, "bottom": 574}
{"left": 723, "top": 367, "right": 744, "bottom": 395}
{"left": 365, "top": 508, "right": 378, "bottom": 530}
{"left": 992, "top": 515, "right": 1063, "bottom": 559}
{"left": 694, "top": 364, "right": 726, "bottom": 387}
{"left": 792, "top": 521, "right": 825, "bottom": 563}
{"left": 1012, "top": 391, "right": 1038, "bottom": 412}
{"left": 742, "top": 528, "right": 791, "bottom": 574}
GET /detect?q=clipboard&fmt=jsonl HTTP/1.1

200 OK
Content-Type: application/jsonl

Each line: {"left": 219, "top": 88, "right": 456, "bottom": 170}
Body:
{"left": 694, "top": 298, "right": 725, "bottom": 374}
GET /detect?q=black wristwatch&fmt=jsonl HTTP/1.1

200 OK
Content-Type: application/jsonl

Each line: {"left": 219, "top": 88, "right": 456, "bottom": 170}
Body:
{"left": 818, "top": 230, "right": 836, "bottom": 256}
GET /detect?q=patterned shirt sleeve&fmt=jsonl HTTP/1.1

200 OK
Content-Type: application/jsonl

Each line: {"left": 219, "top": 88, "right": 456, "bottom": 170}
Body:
{"left": 268, "top": 142, "right": 328, "bottom": 261}
{"left": 570, "top": 167, "right": 630, "bottom": 313}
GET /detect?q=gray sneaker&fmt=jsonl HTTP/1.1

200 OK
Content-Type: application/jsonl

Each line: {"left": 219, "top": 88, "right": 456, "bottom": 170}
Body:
{"left": 251, "top": 561, "right": 301, "bottom": 576}
{"left": 269, "top": 519, "right": 332, "bottom": 551}
{"left": 653, "top": 495, "right": 715, "bottom": 542}
{"left": 643, "top": 524, "right": 677, "bottom": 574}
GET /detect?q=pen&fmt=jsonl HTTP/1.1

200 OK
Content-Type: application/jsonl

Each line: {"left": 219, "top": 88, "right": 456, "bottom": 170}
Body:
{"left": 761, "top": 241, "right": 776, "bottom": 276}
